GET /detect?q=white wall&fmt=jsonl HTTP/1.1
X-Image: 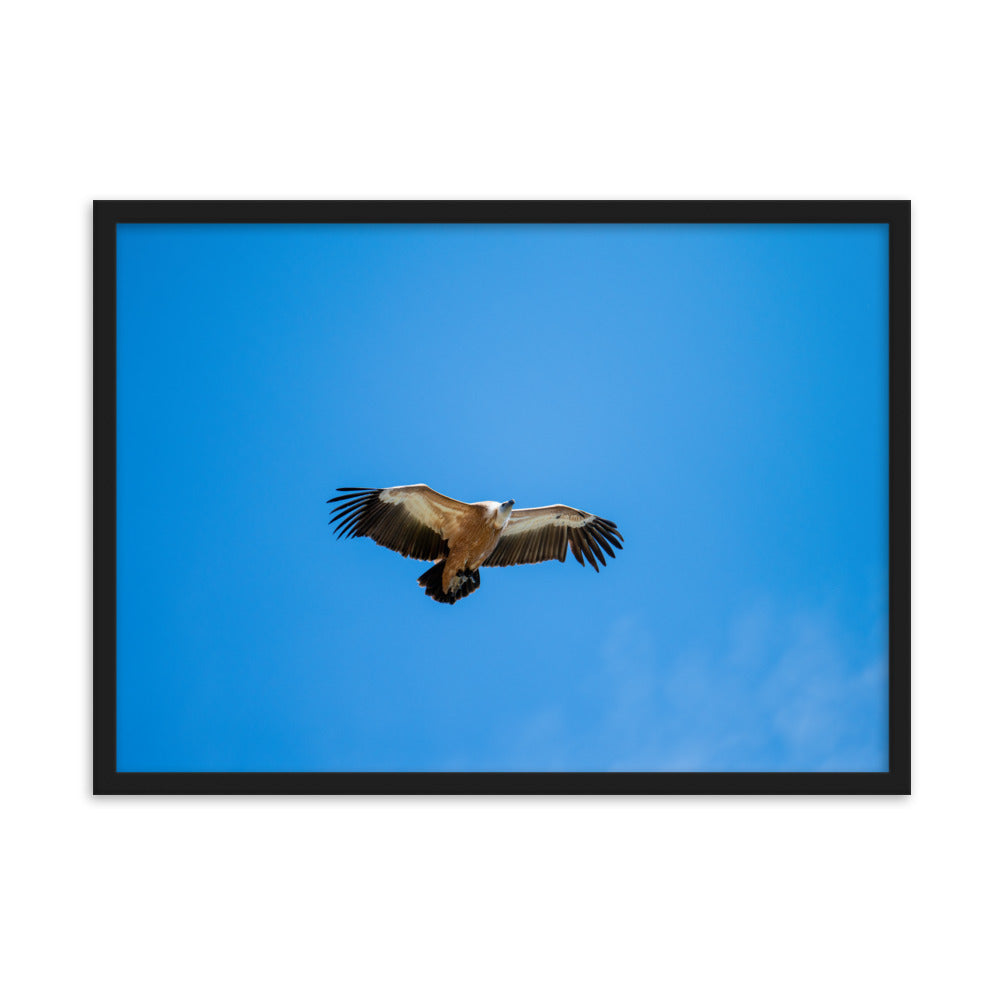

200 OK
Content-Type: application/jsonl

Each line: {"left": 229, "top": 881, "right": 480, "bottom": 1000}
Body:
{"left": 2, "top": 3, "right": 996, "bottom": 997}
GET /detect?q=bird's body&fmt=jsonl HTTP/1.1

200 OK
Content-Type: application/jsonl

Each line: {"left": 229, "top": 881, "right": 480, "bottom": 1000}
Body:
{"left": 328, "top": 484, "right": 623, "bottom": 604}
{"left": 433, "top": 500, "right": 511, "bottom": 594}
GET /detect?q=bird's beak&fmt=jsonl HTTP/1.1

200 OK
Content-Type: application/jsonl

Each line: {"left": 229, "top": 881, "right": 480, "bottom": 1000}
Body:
{"left": 506, "top": 499, "right": 515, "bottom": 507}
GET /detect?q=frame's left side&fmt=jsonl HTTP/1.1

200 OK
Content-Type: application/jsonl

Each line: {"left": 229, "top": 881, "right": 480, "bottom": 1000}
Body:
{"left": 93, "top": 203, "right": 118, "bottom": 792}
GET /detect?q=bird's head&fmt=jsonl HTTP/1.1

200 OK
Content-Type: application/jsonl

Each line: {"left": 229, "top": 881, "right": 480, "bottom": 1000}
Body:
{"left": 498, "top": 499, "right": 515, "bottom": 526}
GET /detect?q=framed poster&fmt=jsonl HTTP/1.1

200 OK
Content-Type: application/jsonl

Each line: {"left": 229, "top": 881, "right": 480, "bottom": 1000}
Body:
{"left": 94, "top": 200, "right": 909, "bottom": 793}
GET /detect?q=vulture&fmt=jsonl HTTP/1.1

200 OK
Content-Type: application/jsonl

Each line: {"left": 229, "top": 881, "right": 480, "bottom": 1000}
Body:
{"left": 328, "top": 484, "right": 624, "bottom": 604}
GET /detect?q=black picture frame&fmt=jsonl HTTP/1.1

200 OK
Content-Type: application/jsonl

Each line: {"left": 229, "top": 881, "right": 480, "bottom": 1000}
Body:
{"left": 94, "top": 200, "right": 910, "bottom": 794}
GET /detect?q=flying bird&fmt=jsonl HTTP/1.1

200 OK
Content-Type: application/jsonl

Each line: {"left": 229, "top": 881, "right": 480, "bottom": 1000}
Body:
{"left": 328, "top": 484, "right": 623, "bottom": 604}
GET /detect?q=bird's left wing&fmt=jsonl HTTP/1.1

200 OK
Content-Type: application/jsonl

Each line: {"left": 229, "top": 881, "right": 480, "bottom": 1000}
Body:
{"left": 482, "top": 505, "right": 623, "bottom": 572}
{"left": 327, "top": 484, "right": 472, "bottom": 562}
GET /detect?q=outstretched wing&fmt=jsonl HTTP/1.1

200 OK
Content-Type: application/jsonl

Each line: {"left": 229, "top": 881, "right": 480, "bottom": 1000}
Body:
{"left": 482, "top": 505, "right": 623, "bottom": 572}
{"left": 327, "top": 484, "right": 473, "bottom": 562}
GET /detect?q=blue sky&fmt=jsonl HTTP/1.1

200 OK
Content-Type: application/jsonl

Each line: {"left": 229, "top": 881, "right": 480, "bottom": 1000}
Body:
{"left": 116, "top": 221, "right": 888, "bottom": 771}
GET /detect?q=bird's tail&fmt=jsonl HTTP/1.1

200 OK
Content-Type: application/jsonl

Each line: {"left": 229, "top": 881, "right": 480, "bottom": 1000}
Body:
{"left": 417, "top": 562, "right": 480, "bottom": 604}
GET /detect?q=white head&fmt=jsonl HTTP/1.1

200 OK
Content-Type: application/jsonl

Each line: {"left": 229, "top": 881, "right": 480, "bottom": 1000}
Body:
{"left": 496, "top": 499, "right": 515, "bottom": 527}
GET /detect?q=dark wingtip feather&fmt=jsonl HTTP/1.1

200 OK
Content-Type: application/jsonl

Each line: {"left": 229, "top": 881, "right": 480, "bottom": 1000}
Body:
{"left": 592, "top": 532, "right": 616, "bottom": 559}
{"left": 329, "top": 487, "right": 375, "bottom": 503}
{"left": 594, "top": 519, "right": 624, "bottom": 547}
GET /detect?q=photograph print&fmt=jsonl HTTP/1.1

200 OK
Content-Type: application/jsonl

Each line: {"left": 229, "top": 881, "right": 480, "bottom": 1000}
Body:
{"left": 94, "top": 201, "right": 909, "bottom": 793}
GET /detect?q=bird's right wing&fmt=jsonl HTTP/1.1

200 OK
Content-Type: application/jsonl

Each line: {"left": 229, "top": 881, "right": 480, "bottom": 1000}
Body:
{"left": 482, "top": 505, "right": 623, "bottom": 572}
{"left": 327, "top": 484, "right": 473, "bottom": 562}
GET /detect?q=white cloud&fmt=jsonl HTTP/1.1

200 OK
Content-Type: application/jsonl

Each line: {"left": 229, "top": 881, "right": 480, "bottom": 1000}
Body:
{"left": 594, "top": 600, "right": 888, "bottom": 771}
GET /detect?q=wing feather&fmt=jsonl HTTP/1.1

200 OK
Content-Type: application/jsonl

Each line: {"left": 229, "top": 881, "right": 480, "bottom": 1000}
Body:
{"left": 327, "top": 484, "right": 473, "bottom": 562}
{"left": 482, "top": 505, "right": 624, "bottom": 572}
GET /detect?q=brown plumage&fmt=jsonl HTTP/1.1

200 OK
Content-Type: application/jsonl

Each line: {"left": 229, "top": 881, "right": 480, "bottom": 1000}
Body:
{"left": 328, "top": 483, "right": 623, "bottom": 604}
